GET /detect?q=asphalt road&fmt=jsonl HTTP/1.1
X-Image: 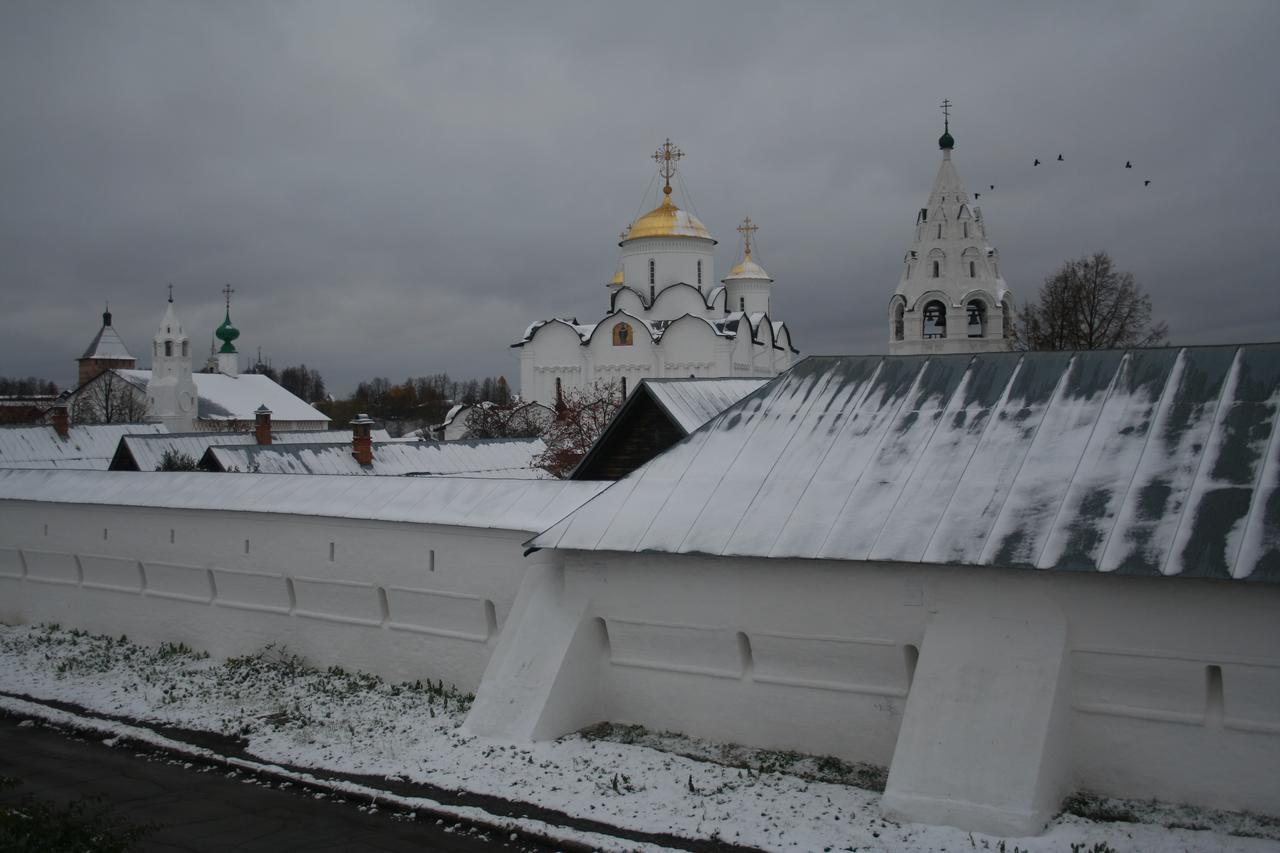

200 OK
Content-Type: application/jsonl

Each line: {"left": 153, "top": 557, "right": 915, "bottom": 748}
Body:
{"left": 0, "top": 714, "right": 545, "bottom": 852}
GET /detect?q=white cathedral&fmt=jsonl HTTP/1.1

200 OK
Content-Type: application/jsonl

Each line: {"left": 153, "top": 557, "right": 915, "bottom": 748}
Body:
{"left": 889, "top": 110, "right": 1014, "bottom": 354}
{"left": 514, "top": 140, "right": 798, "bottom": 407}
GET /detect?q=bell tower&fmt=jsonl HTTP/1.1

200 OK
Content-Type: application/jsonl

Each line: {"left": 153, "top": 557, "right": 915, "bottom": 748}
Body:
{"left": 888, "top": 102, "right": 1013, "bottom": 355}
{"left": 146, "top": 287, "right": 198, "bottom": 432}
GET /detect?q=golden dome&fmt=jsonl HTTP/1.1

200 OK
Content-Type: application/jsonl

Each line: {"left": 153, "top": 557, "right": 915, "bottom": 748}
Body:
{"left": 727, "top": 250, "right": 771, "bottom": 281}
{"left": 622, "top": 192, "right": 714, "bottom": 243}
{"left": 610, "top": 267, "right": 624, "bottom": 286}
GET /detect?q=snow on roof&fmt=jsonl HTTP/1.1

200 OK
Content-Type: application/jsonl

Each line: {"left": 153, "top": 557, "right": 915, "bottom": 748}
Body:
{"left": 79, "top": 324, "right": 134, "bottom": 361}
{"left": 643, "top": 378, "right": 772, "bottom": 434}
{"left": 206, "top": 437, "right": 550, "bottom": 478}
{"left": 0, "top": 469, "right": 606, "bottom": 534}
{"left": 116, "top": 370, "right": 329, "bottom": 423}
{"left": 0, "top": 424, "right": 167, "bottom": 470}
{"left": 114, "top": 429, "right": 392, "bottom": 472}
{"left": 533, "top": 345, "right": 1280, "bottom": 582}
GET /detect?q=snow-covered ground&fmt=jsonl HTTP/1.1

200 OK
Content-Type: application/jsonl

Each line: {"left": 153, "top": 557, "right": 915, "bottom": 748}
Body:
{"left": 1, "top": 624, "right": 1276, "bottom": 853}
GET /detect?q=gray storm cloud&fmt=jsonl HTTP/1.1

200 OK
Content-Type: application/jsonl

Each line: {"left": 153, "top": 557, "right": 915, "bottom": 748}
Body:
{"left": 2, "top": 1, "right": 1276, "bottom": 392}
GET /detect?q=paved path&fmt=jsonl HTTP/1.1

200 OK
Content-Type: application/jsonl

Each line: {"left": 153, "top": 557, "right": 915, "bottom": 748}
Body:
{"left": 0, "top": 714, "right": 543, "bottom": 852}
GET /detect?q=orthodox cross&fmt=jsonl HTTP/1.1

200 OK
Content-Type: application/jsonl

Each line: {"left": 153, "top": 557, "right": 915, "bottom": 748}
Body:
{"left": 167, "top": 283, "right": 174, "bottom": 303}
{"left": 652, "top": 138, "right": 684, "bottom": 195}
{"left": 737, "top": 216, "right": 759, "bottom": 258}
{"left": 940, "top": 98, "right": 952, "bottom": 133}
{"left": 222, "top": 283, "right": 235, "bottom": 310}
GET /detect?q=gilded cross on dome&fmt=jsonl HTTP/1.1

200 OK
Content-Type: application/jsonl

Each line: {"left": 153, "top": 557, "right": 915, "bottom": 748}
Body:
{"left": 737, "top": 216, "right": 759, "bottom": 258}
{"left": 652, "top": 138, "right": 684, "bottom": 196}
{"left": 940, "top": 98, "right": 952, "bottom": 131}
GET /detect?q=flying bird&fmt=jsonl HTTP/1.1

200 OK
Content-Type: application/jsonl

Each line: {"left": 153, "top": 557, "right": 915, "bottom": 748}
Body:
{"left": 1057, "top": 154, "right": 1064, "bottom": 161}
{"left": 989, "top": 184, "right": 995, "bottom": 190}
{"left": 1034, "top": 159, "right": 1040, "bottom": 166}
{"left": 974, "top": 193, "right": 981, "bottom": 199}
{"left": 1125, "top": 161, "right": 1133, "bottom": 169}
{"left": 1144, "top": 180, "right": 1151, "bottom": 186}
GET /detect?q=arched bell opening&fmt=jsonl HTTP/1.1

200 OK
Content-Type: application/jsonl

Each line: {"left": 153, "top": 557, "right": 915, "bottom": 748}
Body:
{"left": 966, "top": 300, "right": 987, "bottom": 338}
{"left": 922, "top": 300, "right": 947, "bottom": 339}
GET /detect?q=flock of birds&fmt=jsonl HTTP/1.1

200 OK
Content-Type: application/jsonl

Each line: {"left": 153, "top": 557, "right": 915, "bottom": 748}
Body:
{"left": 973, "top": 155, "right": 1152, "bottom": 200}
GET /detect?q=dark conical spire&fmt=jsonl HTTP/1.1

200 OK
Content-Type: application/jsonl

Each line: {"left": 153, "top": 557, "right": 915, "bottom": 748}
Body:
{"left": 102, "top": 302, "right": 112, "bottom": 327}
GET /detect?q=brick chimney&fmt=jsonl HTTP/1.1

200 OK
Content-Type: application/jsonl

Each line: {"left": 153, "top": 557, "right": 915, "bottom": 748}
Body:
{"left": 50, "top": 402, "right": 70, "bottom": 439}
{"left": 350, "top": 414, "right": 374, "bottom": 466}
{"left": 254, "top": 404, "right": 272, "bottom": 445}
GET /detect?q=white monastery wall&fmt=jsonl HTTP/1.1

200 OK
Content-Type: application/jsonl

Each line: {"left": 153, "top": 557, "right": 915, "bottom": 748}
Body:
{"left": 467, "top": 550, "right": 1280, "bottom": 829}
{"left": 0, "top": 499, "right": 531, "bottom": 692}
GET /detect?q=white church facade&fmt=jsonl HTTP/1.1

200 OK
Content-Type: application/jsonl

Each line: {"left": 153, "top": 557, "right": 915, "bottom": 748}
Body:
{"left": 514, "top": 141, "right": 797, "bottom": 407}
{"left": 889, "top": 109, "right": 1014, "bottom": 355}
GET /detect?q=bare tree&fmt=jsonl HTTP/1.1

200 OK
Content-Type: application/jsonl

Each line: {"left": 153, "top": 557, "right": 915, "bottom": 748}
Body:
{"left": 535, "top": 381, "right": 623, "bottom": 478}
{"left": 1015, "top": 252, "right": 1168, "bottom": 351}
{"left": 72, "top": 371, "right": 148, "bottom": 424}
{"left": 464, "top": 400, "right": 551, "bottom": 440}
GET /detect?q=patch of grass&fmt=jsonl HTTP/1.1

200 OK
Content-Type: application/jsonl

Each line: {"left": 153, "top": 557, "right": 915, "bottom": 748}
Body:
{"left": 0, "top": 776, "right": 155, "bottom": 852}
{"left": 1061, "top": 791, "right": 1280, "bottom": 841}
{"left": 578, "top": 721, "right": 888, "bottom": 792}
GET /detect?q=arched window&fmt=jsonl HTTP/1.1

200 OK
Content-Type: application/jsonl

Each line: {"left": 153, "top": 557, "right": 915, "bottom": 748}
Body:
{"left": 963, "top": 222, "right": 969, "bottom": 238}
{"left": 164, "top": 340, "right": 173, "bottom": 357}
{"left": 937, "top": 223, "right": 943, "bottom": 239}
{"left": 620, "top": 377, "right": 627, "bottom": 399}
{"left": 739, "top": 297, "right": 746, "bottom": 311}
{"left": 932, "top": 260, "right": 940, "bottom": 278}
{"left": 892, "top": 302, "right": 905, "bottom": 342}
{"left": 697, "top": 260, "right": 702, "bottom": 285}
{"left": 181, "top": 340, "right": 189, "bottom": 357}
{"left": 969, "top": 261, "right": 976, "bottom": 278}
{"left": 612, "top": 322, "right": 633, "bottom": 346}
{"left": 923, "top": 301, "right": 947, "bottom": 339}
{"left": 555, "top": 376, "right": 562, "bottom": 398}
{"left": 648, "top": 259, "right": 655, "bottom": 285}
{"left": 967, "top": 300, "right": 987, "bottom": 337}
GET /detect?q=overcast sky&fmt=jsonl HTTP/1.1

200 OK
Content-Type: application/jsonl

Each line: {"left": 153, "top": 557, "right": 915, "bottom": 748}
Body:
{"left": 3, "top": 1, "right": 1277, "bottom": 394}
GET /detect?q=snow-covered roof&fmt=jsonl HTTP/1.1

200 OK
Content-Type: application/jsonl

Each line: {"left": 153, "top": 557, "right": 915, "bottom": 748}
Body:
{"left": 0, "top": 469, "right": 606, "bottom": 534}
{"left": 643, "top": 378, "right": 772, "bottom": 433}
{"left": 0, "top": 424, "right": 168, "bottom": 470}
{"left": 112, "top": 429, "right": 392, "bottom": 472}
{"left": 205, "top": 437, "right": 550, "bottom": 478}
{"left": 116, "top": 370, "right": 329, "bottom": 423}
{"left": 79, "top": 324, "right": 134, "bottom": 361}
{"left": 533, "top": 345, "right": 1280, "bottom": 582}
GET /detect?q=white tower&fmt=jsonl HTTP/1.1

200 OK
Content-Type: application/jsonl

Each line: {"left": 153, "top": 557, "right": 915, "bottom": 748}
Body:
{"left": 146, "top": 289, "right": 198, "bottom": 432}
{"left": 722, "top": 217, "right": 773, "bottom": 316}
{"left": 889, "top": 102, "right": 1013, "bottom": 355}
{"left": 618, "top": 139, "right": 716, "bottom": 304}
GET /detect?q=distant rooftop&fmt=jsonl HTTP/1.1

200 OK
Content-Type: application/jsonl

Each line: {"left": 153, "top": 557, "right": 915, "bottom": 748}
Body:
{"left": 0, "top": 423, "right": 167, "bottom": 471}
{"left": 0, "top": 469, "right": 607, "bottom": 534}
